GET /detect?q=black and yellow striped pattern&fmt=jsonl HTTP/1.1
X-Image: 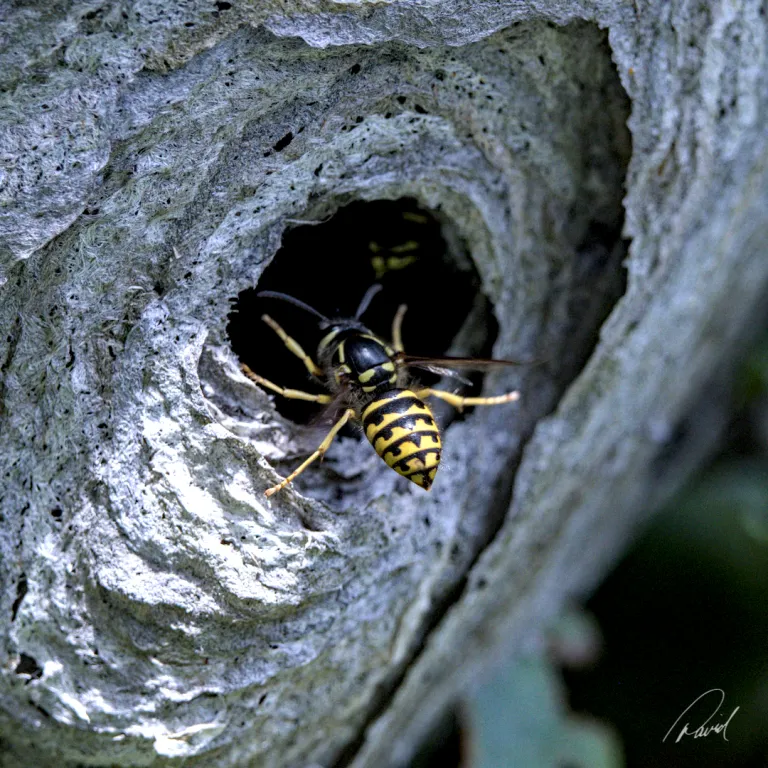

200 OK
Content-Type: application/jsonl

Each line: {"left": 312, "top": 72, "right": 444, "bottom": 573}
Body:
{"left": 368, "top": 240, "right": 420, "bottom": 279}
{"left": 249, "top": 291, "right": 520, "bottom": 497}
{"left": 361, "top": 389, "right": 441, "bottom": 490}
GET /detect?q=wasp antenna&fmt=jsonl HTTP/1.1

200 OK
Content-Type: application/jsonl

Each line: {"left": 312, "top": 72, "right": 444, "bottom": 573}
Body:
{"left": 355, "top": 283, "right": 383, "bottom": 319}
{"left": 256, "top": 291, "right": 330, "bottom": 323}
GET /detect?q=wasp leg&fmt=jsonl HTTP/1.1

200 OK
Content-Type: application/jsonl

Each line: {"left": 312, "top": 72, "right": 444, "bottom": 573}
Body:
{"left": 265, "top": 408, "right": 356, "bottom": 497}
{"left": 241, "top": 363, "right": 333, "bottom": 403}
{"left": 261, "top": 314, "right": 324, "bottom": 377}
{"left": 416, "top": 387, "right": 520, "bottom": 413}
{"left": 392, "top": 304, "right": 408, "bottom": 353}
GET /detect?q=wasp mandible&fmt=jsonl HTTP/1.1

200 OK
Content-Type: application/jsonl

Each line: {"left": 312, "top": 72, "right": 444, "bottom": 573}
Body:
{"left": 241, "top": 286, "right": 521, "bottom": 497}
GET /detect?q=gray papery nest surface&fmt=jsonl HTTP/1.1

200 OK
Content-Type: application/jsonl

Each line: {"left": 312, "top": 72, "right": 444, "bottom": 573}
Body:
{"left": 1, "top": 1, "right": 767, "bottom": 766}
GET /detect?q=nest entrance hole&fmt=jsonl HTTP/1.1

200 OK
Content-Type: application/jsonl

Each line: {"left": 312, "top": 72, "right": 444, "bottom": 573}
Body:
{"left": 227, "top": 198, "right": 495, "bottom": 424}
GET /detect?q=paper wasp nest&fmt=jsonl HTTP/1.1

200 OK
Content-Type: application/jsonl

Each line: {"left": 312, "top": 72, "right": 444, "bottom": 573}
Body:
{"left": 1, "top": 1, "right": 766, "bottom": 766}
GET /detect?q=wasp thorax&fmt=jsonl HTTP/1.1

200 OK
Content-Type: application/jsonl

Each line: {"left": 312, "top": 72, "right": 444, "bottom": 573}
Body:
{"left": 340, "top": 335, "right": 398, "bottom": 394}
{"left": 320, "top": 326, "right": 399, "bottom": 396}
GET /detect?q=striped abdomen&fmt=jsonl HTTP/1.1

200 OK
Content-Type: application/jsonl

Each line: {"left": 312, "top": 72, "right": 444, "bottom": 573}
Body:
{"left": 361, "top": 389, "right": 441, "bottom": 490}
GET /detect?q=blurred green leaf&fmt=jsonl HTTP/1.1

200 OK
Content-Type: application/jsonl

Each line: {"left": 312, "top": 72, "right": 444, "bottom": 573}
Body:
{"left": 468, "top": 652, "right": 623, "bottom": 768}
{"left": 738, "top": 341, "right": 768, "bottom": 403}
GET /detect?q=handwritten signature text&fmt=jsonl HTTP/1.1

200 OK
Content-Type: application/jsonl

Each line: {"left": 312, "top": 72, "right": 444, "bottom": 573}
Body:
{"left": 663, "top": 688, "right": 739, "bottom": 744}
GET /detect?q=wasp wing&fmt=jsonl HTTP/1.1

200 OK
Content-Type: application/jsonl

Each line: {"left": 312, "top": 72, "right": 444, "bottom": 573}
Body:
{"left": 307, "top": 387, "right": 358, "bottom": 429}
{"left": 402, "top": 363, "right": 474, "bottom": 387}
{"left": 396, "top": 353, "right": 540, "bottom": 369}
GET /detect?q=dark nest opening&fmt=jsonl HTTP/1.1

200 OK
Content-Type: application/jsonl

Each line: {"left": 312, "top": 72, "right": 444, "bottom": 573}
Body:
{"left": 227, "top": 198, "right": 497, "bottom": 426}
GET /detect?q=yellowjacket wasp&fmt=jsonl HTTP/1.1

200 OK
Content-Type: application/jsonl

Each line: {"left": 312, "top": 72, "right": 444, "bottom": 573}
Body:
{"left": 367, "top": 210, "right": 430, "bottom": 279}
{"left": 241, "top": 286, "right": 521, "bottom": 497}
